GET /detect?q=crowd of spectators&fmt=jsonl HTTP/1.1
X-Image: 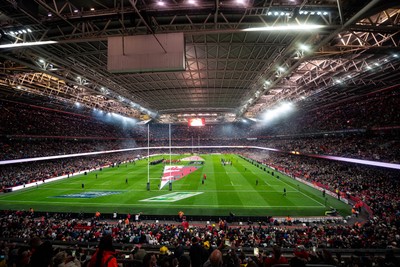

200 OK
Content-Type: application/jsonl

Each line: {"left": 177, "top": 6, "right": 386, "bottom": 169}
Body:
{"left": 258, "top": 153, "right": 399, "bottom": 252}
{"left": 1, "top": 135, "right": 399, "bottom": 163}
{"left": 1, "top": 94, "right": 400, "bottom": 163}
{"left": 261, "top": 153, "right": 400, "bottom": 219}
{"left": 0, "top": 139, "right": 139, "bottom": 161}
{"left": 260, "top": 135, "right": 399, "bottom": 163}
{"left": 0, "top": 206, "right": 399, "bottom": 267}
{"left": 1, "top": 206, "right": 399, "bottom": 251}
{"left": 271, "top": 90, "right": 400, "bottom": 134}
{"left": 137, "top": 135, "right": 399, "bottom": 163}
{"left": 0, "top": 91, "right": 399, "bottom": 266}
{"left": 1, "top": 88, "right": 399, "bottom": 137}
{"left": 0, "top": 100, "right": 139, "bottom": 138}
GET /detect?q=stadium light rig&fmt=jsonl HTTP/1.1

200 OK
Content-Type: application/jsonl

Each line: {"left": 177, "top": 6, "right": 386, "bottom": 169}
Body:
{"left": 6, "top": 28, "right": 32, "bottom": 36}
{"left": 0, "top": 40, "right": 57, "bottom": 49}
{"left": 243, "top": 24, "right": 324, "bottom": 32}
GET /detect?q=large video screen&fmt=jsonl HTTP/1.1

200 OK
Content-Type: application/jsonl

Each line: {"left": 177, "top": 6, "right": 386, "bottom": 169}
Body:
{"left": 188, "top": 118, "right": 205, "bottom": 127}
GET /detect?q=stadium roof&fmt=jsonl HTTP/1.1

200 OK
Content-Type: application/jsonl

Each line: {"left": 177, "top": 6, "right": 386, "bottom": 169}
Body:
{"left": 0, "top": 0, "right": 399, "bottom": 124}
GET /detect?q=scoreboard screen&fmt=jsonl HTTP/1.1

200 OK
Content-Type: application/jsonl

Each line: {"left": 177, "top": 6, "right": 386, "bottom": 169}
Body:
{"left": 188, "top": 118, "right": 205, "bottom": 127}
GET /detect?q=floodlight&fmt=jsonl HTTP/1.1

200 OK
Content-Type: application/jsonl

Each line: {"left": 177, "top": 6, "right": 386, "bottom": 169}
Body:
{"left": 334, "top": 79, "right": 342, "bottom": 84}
{"left": 263, "top": 109, "right": 279, "bottom": 121}
{"left": 0, "top": 40, "right": 57, "bottom": 49}
{"left": 278, "top": 66, "right": 285, "bottom": 72}
{"left": 299, "top": 44, "right": 310, "bottom": 51}
{"left": 280, "top": 102, "right": 293, "bottom": 112}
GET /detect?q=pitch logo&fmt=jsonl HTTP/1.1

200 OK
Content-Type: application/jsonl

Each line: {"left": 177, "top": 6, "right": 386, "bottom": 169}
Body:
{"left": 140, "top": 192, "right": 203, "bottom": 202}
{"left": 53, "top": 191, "right": 122, "bottom": 199}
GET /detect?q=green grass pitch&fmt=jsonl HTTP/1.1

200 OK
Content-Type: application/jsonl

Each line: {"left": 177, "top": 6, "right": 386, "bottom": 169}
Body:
{"left": 0, "top": 154, "right": 351, "bottom": 217}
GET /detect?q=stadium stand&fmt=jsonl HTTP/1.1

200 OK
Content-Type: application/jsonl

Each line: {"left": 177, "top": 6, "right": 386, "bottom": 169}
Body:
{"left": 1, "top": 99, "right": 399, "bottom": 163}
{"left": 1, "top": 0, "right": 400, "bottom": 266}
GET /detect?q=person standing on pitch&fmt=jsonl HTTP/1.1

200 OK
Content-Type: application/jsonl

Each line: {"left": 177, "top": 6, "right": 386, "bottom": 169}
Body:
{"left": 283, "top": 188, "right": 286, "bottom": 196}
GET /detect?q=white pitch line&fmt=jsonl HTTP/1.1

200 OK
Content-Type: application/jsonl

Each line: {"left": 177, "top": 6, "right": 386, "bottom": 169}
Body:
{"left": 276, "top": 178, "right": 325, "bottom": 207}
{"left": 263, "top": 180, "right": 272, "bottom": 186}
{"left": 0, "top": 200, "right": 322, "bottom": 208}
{"left": 0, "top": 188, "right": 298, "bottom": 193}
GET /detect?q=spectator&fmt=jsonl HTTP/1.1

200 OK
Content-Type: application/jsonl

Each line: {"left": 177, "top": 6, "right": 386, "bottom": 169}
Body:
{"left": 87, "top": 235, "right": 118, "bottom": 267}
{"left": 190, "top": 237, "right": 207, "bottom": 267}
{"left": 143, "top": 253, "right": 158, "bottom": 267}
{"left": 263, "top": 245, "right": 288, "bottom": 267}
{"left": 29, "top": 236, "right": 53, "bottom": 267}
{"left": 203, "top": 249, "right": 223, "bottom": 267}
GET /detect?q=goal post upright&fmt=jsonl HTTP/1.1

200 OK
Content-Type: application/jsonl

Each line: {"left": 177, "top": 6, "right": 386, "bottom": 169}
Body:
{"left": 147, "top": 123, "right": 150, "bottom": 191}
{"left": 169, "top": 123, "right": 172, "bottom": 191}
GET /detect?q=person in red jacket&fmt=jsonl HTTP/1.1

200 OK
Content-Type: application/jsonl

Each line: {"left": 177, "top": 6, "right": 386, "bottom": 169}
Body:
{"left": 264, "top": 245, "right": 288, "bottom": 267}
{"left": 88, "top": 234, "right": 118, "bottom": 267}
